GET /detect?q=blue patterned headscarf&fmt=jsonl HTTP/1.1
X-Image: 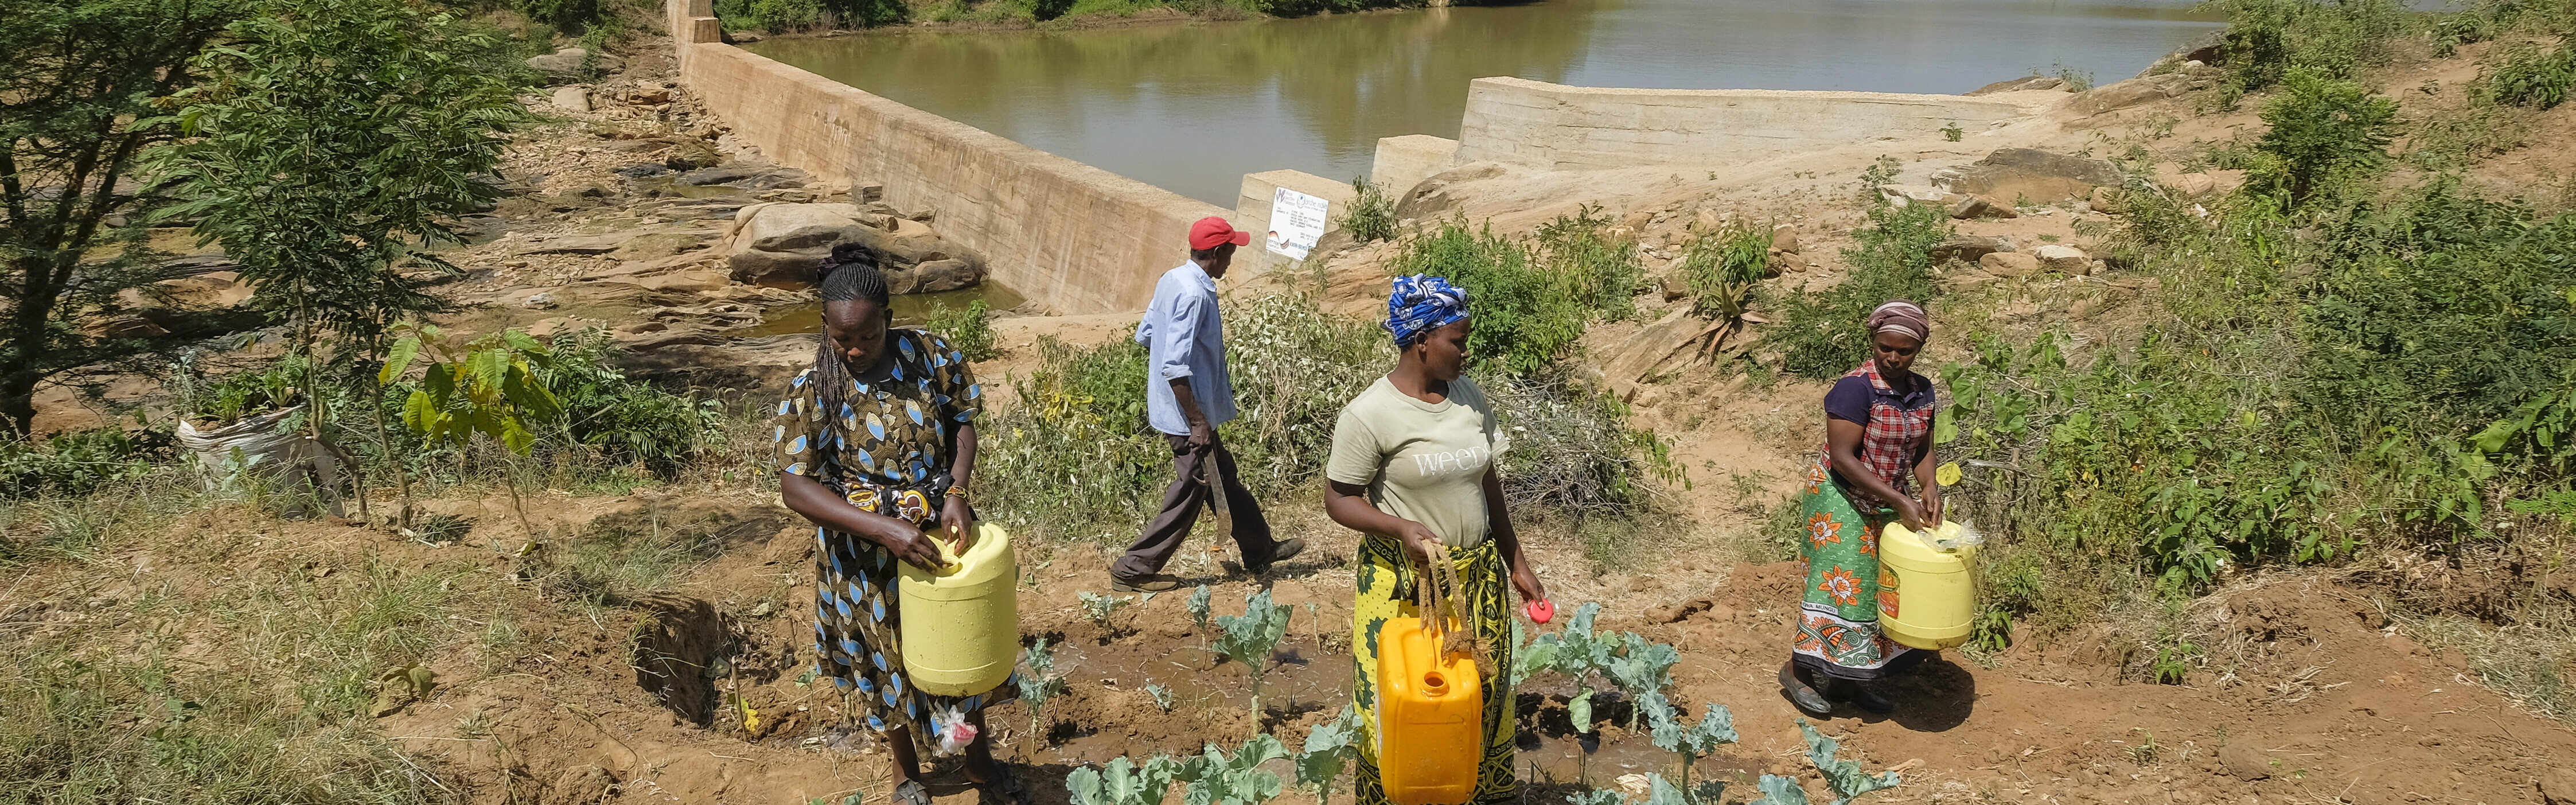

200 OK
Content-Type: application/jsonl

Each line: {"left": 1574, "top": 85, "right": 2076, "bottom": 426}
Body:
{"left": 1384, "top": 274, "right": 1471, "bottom": 347}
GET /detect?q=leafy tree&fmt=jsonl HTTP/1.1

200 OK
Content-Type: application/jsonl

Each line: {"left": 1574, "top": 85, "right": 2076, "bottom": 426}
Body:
{"left": 0, "top": 0, "right": 236, "bottom": 436}
{"left": 151, "top": 0, "right": 533, "bottom": 364}
{"left": 381, "top": 325, "right": 560, "bottom": 529}
{"left": 149, "top": 0, "right": 535, "bottom": 520}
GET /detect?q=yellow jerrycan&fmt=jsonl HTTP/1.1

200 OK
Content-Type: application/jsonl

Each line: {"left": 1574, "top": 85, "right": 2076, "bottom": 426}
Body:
{"left": 897, "top": 522, "right": 1019, "bottom": 697}
{"left": 1877, "top": 521, "right": 1978, "bottom": 651}
{"left": 1374, "top": 617, "right": 1483, "bottom": 805}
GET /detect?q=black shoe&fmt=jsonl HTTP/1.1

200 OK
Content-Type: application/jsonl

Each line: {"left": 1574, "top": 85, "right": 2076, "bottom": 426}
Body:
{"left": 1832, "top": 679, "right": 1897, "bottom": 714}
{"left": 1110, "top": 574, "right": 1182, "bottom": 593}
{"left": 1779, "top": 662, "right": 1831, "bottom": 715}
{"left": 1245, "top": 538, "right": 1307, "bottom": 574}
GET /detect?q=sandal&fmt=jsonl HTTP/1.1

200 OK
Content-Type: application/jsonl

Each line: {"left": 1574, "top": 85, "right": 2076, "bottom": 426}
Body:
{"left": 980, "top": 764, "right": 1032, "bottom": 805}
{"left": 893, "top": 779, "right": 932, "bottom": 805}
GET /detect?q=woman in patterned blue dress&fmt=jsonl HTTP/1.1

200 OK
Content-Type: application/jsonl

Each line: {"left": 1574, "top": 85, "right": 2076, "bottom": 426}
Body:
{"left": 773, "top": 246, "right": 1024, "bottom": 805}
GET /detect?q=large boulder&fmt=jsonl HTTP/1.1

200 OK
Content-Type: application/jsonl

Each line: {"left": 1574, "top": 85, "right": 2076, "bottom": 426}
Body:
{"left": 723, "top": 203, "right": 985, "bottom": 289}
{"left": 1930, "top": 235, "right": 2016, "bottom": 263}
{"left": 2036, "top": 244, "right": 2094, "bottom": 274}
{"left": 1979, "top": 252, "right": 2039, "bottom": 277}
{"left": 1948, "top": 194, "right": 2018, "bottom": 220}
{"left": 2071, "top": 73, "right": 2197, "bottom": 116}
{"left": 526, "top": 48, "right": 623, "bottom": 82}
{"left": 889, "top": 258, "right": 983, "bottom": 294}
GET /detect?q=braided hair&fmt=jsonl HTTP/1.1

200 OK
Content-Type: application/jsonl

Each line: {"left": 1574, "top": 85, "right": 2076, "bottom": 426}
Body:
{"left": 813, "top": 243, "right": 893, "bottom": 436}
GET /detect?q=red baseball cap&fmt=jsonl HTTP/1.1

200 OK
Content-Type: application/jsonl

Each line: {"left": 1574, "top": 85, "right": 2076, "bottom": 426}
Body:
{"left": 1188, "top": 216, "right": 1252, "bottom": 250}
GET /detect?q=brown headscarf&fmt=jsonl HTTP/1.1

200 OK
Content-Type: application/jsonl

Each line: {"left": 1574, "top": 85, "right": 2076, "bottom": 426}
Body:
{"left": 1866, "top": 300, "right": 1930, "bottom": 342}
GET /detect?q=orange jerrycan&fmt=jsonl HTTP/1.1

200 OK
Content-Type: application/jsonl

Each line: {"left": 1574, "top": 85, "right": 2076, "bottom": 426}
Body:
{"left": 1375, "top": 617, "right": 1482, "bottom": 805}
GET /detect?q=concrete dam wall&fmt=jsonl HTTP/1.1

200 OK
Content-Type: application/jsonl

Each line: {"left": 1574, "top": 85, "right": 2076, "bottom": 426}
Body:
{"left": 666, "top": 0, "right": 1227, "bottom": 315}
{"left": 661, "top": 3, "right": 2059, "bottom": 310}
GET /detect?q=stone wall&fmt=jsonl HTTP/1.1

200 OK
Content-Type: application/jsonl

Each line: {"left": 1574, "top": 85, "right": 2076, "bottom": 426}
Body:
{"left": 664, "top": 0, "right": 1228, "bottom": 314}
{"left": 1451, "top": 77, "right": 2053, "bottom": 172}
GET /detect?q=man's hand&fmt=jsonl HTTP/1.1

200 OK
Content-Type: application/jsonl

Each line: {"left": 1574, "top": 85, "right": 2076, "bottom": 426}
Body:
{"left": 940, "top": 495, "right": 975, "bottom": 552}
{"left": 1187, "top": 422, "right": 1215, "bottom": 452}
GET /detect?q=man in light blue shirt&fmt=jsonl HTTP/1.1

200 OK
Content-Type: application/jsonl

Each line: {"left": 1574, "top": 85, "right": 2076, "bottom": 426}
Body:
{"left": 1110, "top": 217, "right": 1305, "bottom": 591}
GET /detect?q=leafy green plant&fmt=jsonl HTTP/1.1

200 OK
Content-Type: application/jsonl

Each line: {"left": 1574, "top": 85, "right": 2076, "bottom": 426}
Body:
{"left": 1606, "top": 632, "right": 1681, "bottom": 729}
{"left": 1644, "top": 701, "right": 1738, "bottom": 793}
{"left": 1678, "top": 223, "right": 1771, "bottom": 322}
{"left": 1145, "top": 684, "right": 1176, "bottom": 713}
{"left": 1390, "top": 218, "right": 1580, "bottom": 376}
{"left": 1213, "top": 589, "right": 1293, "bottom": 715}
{"left": 1568, "top": 774, "right": 1708, "bottom": 805}
{"left": 539, "top": 330, "right": 723, "bottom": 479}
{"left": 1016, "top": 637, "right": 1070, "bottom": 750}
{"left": 1188, "top": 585, "right": 1215, "bottom": 632}
{"left": 929, "top": 300, "right": 1000, "bottom": 363}
{"left": 1079, "top": 591, "right": 1134, "bottom": 637}
{"left": 1857, "top": 155, "right": 1903, "bottom": 200}
{"left": 2480, "top": 40, "right": 2576, "bottom": 110}
{"left": 1748, "top": 720, "right": 1901, "bottom": 805}
{"left": 1176, "top": 734, "right": 1289, "bottom": 805}
{"left": 2242, "top": 65, "right": 2397, "bottom": 207}
{"left": 1342, "top": 177, "right": 1397, "bottom": 244}
{"left": 0, "top": 423, "right": 171, "bottom": 500}
{"left": 382, "top": 325, "right": 560, "bottom": 530}
{"left": 1070, "top": 755, "right": 1184, "bottom": 805}
{"left": 1292, "top": 705, "right": 1362, "bottom": 805}
{"left": 1774, "top": 198, "right": 1947, "bottom": 379}
{"left": 1940, "top": 122, "right": 1964, "bottom": 142}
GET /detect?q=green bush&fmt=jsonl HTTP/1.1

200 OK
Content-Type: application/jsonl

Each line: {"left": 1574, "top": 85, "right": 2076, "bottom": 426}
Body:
{"left": 2480, "top": 40, "right": 2576, "bottom": 110}
{"left": 1388, "top": 218, "right": 1580, "bottom": 376}
{"left": 2199, "top": 0, "right": 2410, "bottom": 99}
{"left": 0, "top": 426, "right": 172, "bottom": 500}
{"left": 1678, "top": 223, "right": 1771, "bottom": 322}
{"left": 1773, "top": 199, "right": 1948, "bottom": 380}
{"left": 1388, "top": 209, "right": 1642, "bottom": 375}
{"left": 1340, "top": 177, "right": 1397, "bottom": 244}
{"left": 538, "top": 332, "right": 725, "bottom": 479}
{"left": 2243, "top": 65, "right": 2397, "bottom": 206}
{"left": 713, "top": 0, "right": 905, "bottom": 31}
{"left": 929, "top": 300, "right": 1000, "bottom": 363}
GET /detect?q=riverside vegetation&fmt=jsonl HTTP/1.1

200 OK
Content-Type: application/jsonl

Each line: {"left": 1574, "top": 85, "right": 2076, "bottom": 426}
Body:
{"left": 7, "top": 0, "right": 2576, "bottom": 801}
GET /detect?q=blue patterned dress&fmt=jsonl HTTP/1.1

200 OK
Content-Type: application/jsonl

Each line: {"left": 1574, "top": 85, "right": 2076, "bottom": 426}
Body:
{"left": 771, "top": 328, "right": 1015, "bottom": 749}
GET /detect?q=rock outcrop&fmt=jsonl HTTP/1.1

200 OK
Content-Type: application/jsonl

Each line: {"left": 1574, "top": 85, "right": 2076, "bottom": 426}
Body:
{"left": 723, "top": 202, "right": 987, "bottom": 291}
{"left": 1935, "top": 148, "right": 2123, "bottom": 204}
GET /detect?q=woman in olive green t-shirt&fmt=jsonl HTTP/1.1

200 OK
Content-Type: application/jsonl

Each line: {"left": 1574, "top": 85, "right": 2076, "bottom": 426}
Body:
{"left": 1325, "top": 275, "right": 1545, "bottom": 805}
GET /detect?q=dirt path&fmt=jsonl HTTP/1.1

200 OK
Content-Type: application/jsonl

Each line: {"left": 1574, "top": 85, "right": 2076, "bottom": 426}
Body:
{"left": 13, "top": 475, "right": 2561, "bottom": 805}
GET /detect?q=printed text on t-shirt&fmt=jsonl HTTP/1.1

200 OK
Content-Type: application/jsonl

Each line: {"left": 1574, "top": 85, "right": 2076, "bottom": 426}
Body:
{"left": 1409, "top": 444, "right": 1491, "bottom": 479}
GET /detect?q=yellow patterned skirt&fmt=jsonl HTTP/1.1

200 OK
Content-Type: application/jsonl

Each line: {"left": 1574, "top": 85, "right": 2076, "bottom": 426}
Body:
{"left": 1351, "top": 535, "right": 1517, "bottom": 805}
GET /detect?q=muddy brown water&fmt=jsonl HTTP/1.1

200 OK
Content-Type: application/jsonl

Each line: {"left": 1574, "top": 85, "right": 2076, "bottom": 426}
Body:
{"left": 749, "top": 0, "right": 2224, "bottom": 206}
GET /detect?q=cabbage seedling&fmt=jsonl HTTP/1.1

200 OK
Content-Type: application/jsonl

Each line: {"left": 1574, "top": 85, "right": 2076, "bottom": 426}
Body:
{"left": 1564, "top": 773, "right": 1702, "bottom": 805}
{"left": 1213, "top": 589, "right": 1293, "bottom": 716}
{"left": 1607, "top": 633, "right": 1681, "bottom": 729}
{"left": 1178, "top": 734, "right": 1289, "bottom": 805}
{"left": 1016, "top": 638, "right": 1069, "bottom": 752}
{"left": 1145, "top": 684, "right": 1175, "bottom": 713}
{"left": 1069, "top": 755, "right": 1182, "bottom": 805}
{"left": 1293, "top": 705, "right": 1362, "bottom": 805}
{"left": 1646, "top": 699, "right": 1737, "bottom": 795}
{"left": 1745, "top": 720, "right": 1900, "bottom": 805}
{"left": 1187, "top": 585, "right": 1214, "bottom": 632}
{"left": 1078, "top": 592, "right": 1133, "bottom": 638}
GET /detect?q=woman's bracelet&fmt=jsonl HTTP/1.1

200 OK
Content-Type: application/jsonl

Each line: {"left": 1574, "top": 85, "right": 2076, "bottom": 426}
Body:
{"left": 944, "top": 485, "right": 969, "bottom": 501}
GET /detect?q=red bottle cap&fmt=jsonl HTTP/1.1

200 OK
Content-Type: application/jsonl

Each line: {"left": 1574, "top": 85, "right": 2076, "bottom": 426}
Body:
{"left": 1526, "top": 599, "right": 1554, "bottom": 624}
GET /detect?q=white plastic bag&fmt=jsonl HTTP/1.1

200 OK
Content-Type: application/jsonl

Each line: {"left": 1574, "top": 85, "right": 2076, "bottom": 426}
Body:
{"left": 174, "top": 409, "right": 344, "bottom": 517}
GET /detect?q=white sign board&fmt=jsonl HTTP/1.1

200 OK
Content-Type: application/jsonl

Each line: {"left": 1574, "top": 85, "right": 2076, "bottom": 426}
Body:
{"left": 1265, "top": 186, "right": 1330, "bottom": 262}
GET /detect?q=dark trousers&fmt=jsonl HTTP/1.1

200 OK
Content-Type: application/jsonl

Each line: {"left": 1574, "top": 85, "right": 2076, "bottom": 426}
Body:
{"left": 1110, "top": 433, "right": 1277, "bottom": 580}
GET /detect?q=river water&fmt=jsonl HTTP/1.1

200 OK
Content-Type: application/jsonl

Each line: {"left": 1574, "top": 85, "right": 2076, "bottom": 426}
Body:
{"left": 750, "top": 0, "right": 2223, "bottom": 207}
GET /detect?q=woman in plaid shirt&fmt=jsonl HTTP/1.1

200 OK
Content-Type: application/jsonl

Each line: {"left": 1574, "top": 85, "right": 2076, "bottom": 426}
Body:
{"left": 1780, "top": 300, "right": 1943, "bottom": 716}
